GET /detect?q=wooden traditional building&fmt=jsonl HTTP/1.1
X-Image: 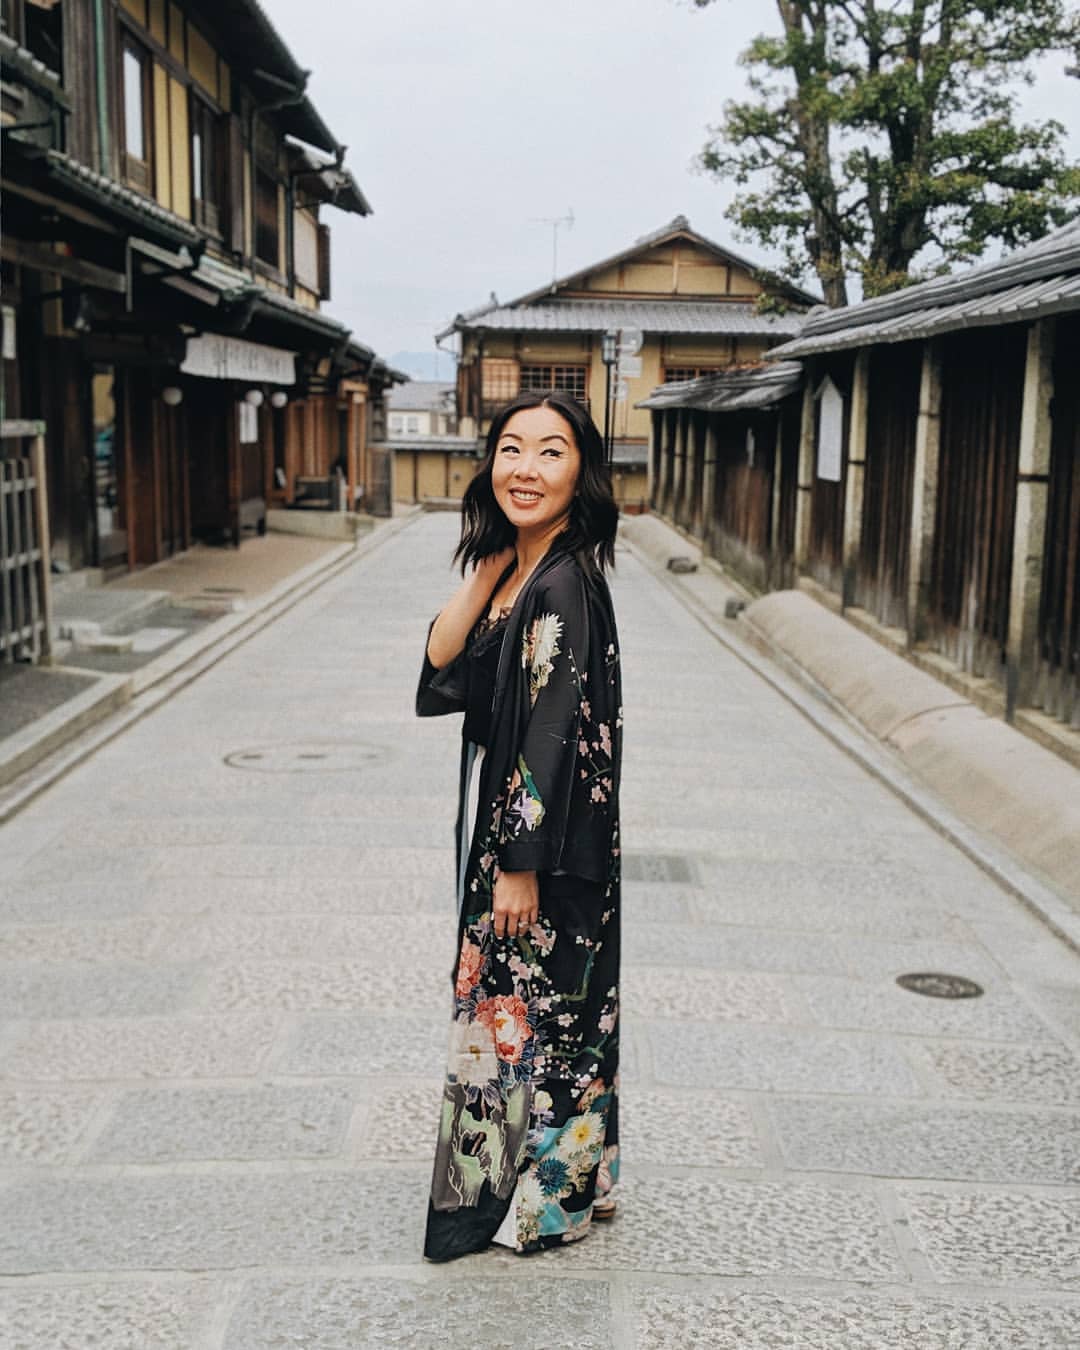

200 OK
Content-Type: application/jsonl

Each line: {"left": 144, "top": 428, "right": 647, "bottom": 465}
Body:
{"left": 639, "top": 363, "right": 803, "bottom": 590}
{"left": 647, "top": 219, "right": 1080, "bottom": 739}
{"left": 437, "top": 216, "right": 815, "bottom": 508}
{"left": 1, "top": 0, "right": 399, "bottom": 579}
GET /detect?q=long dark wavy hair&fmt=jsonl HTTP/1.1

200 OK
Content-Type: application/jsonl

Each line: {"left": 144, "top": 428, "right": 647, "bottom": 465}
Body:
{"left": 454, "top": 390, "right": 618, "bottom": 577}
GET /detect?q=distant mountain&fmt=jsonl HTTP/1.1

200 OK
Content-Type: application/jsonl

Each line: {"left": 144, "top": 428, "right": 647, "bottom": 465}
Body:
{"left": 389, "top": 350, "right": 457, "bottom": 381}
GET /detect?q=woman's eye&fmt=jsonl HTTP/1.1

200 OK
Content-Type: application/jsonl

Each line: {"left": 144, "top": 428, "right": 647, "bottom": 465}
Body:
{"left": 499, "top": 444, "right": 519, "bottom": 454}
{"left": 542, "top": 447, "right": 563, "bottom": 458}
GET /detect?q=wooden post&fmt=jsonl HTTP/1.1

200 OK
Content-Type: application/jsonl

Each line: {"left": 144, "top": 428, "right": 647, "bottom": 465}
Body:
{"left": 355, "top": 390, "right": 368, "bottom": 510}
{"left": 346, "top": 396, "right": 358, "bottom": 510}
{"left": 647, "top": 411, "right": 660, "bottom": 507}
{"left": 793, "top": 378, "right": 816, "bottom": 570}
{"left": 671, "top": 410, "right": 687, "bottom": 526}
{"left": 769, "top": 409, "right": 784, "bottom": 562}
{"left": 227, "top": 396, "right": 241, "bottom": 547}
{"left": 1005, "top": 317, "right": 1055, "bottom": 719}
{"left": 30, "top": 429, "right": 53, "bottom": 662}
{"left": 702, "top": 419, "right": 718, "bottom": 554}
{"left": 906, "top": 339, "right": 943, "bottom": 646}
{"left": 841, "top": 348, "right": 870, "bottom": 608}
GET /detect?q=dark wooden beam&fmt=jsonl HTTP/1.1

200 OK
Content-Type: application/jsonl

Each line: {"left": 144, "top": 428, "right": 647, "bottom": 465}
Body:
{"left": 0, "top": 237, "right": 127, "bottom": 293}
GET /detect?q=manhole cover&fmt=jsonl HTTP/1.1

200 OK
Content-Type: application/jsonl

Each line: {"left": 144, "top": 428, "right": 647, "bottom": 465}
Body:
{"left": 224, "top": 741, "right": 386, "bottom": 774}
{"left": 622, "top": 853, "right": 696, "bottom": 883}
{"left": 896, "top": 972, "right": 984, "bottom": 1000}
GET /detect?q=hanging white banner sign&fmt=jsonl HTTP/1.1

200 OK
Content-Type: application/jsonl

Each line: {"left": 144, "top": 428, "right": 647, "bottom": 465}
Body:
{"left": 816, "top": 376, "right": 844, "bottom": 482}
{"left": 182, "top": 334, "right": 297, "bottom": 385}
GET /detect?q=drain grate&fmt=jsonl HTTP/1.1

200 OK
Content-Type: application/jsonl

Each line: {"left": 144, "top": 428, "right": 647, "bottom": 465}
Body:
{"left": 224, "top": 741, "right": 386, "bottom": 774}
{"left": 622, "top": 853, "right": 696, "bottom": 884}
{"left": 896, "top": 972, "right": 984, "bottom": 1000}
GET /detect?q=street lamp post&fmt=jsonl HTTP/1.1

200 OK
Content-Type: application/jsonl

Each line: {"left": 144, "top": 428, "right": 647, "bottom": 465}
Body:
{"left": 600, "top": 330, "right": 618, "bottom": 464}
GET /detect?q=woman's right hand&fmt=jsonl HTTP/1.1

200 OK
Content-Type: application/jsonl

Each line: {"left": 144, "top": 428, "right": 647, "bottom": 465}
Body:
{"left": 426, "top": 546, "right": 516, "bottom": 670}
{"left": 474, "top": 546, "right": 516, "bottom": 586}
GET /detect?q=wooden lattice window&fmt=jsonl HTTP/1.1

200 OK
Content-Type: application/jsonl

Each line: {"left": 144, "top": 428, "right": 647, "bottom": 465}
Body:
{"left": 481, "top": 358, "right": 519, "bottom": 404}
{"left": 520, "top": 364, "right": 588, "bottom": 403}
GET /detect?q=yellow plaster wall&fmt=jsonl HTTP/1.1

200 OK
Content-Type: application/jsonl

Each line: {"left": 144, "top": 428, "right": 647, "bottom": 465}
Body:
{"left": 119, "top": 0, "right": 145, "bottom": 21}
{"left": 217, "top": 58, "right": 230, "bottom": 110}
{"left": 416, "top": 453, "right": 447, "bottom": 499}
{"left": 167, "top": 74, "right": 190, "bottom": 218}
{"left": 152, "top": 62, "right": 171, "bottom": 208}
{"left": 575, "top": 243, "right": 763, "bottom": 299}
{"left": 168, "top": 3, "right": 185, "bottom": 61}
{"left": 187, "top": 24, "right": 218, "bottom": 98}
{"left": 148, "top": 0, "right": 166, "bottom": 44}
{"left": 294, "top": 285, "right": 319, "bottom": 311}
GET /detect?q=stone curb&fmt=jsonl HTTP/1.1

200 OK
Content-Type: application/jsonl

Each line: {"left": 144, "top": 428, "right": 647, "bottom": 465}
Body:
{"left": 0, "top": 510, "right": 421, "bottom": 824}
{"left": 0, "top": 672, "right": 132, "bottom": 790}
{"left": 618, "top": 520, "right": 1080, "bottom": 954}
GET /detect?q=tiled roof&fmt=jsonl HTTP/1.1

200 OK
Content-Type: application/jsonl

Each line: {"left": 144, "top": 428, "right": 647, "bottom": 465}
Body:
{"left": 638, "top": 362, "right": 804, "bottom": 411}
{"left": 387, "top": 381, "right": 456, "bottom": 412}
{"left": 43, "top": 152, "right": 201, "bottom": 246}
{"left": 374, "top": 434, "right": 478, "bottom": 452}
{"left": 0, "top": 34, "right": 70, "bottom": 105}
{"left": 771, "top": 217, "right": 1080, "bottom": 358}
{"left": 449, "top": 299, "right": 804, "bottom": 338}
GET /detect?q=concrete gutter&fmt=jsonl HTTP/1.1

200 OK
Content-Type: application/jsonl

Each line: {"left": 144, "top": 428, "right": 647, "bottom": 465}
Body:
{"left": 618, "top": 513, "right": 1080, "bottom": 948}
{"left": 0, "top": 510, "right": 421, "bottom": 822}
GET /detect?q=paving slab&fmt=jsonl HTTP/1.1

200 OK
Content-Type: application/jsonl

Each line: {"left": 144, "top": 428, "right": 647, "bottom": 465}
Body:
{"left": 223, "top": 1276, "right": 615, "bottom": 1350}
{"left": 899, "top": 1186, "right": 1080, "bottom": 1288}
{"left": 87, "top": 1082, "right": 357, "bottom": 1164}
{"left": 0, "top": 1281, "right": 221, "bottom": 1350}
{"left": 630, "top": 1285, "right": 1080, "bottom": 1349}
{"left": 0, "top": 1169, "right": 428, "bottom": 1273}
{"left": 770, "top": 1096, "right": 1080, "bottom": 1184}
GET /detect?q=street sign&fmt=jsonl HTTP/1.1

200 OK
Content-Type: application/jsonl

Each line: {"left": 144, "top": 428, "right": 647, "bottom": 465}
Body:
{"left": 612, "top": 379, "right": 630, "bottom": 403}
{"left": 617, "top": 326, "right": 643, "bottom": 356}
{"left": 617, "top": 355, "right": 642, "bottom": 378}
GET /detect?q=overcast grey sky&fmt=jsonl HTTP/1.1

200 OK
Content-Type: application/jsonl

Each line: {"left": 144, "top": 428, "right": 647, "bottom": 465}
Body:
{"left": 259, "top": 0, "right": 1080, "bottom": 368}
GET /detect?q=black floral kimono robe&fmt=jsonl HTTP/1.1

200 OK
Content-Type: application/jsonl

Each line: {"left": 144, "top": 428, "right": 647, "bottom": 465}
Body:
{"left": 417, "top": 541, "right": 622, "bottom": 1261}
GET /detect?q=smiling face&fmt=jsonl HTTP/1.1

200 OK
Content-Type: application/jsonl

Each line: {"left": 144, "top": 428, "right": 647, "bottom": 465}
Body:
{"left": 491, "top": 404, "right": 582, "bottom": 540}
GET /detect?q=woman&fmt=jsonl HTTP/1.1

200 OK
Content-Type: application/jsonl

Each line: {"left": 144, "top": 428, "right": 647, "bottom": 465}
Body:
{"left": 417, "top": 390, "right": 623, "bottom": 1261}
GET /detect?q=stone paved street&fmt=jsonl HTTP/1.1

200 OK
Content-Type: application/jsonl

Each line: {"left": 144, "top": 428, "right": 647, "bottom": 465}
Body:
{"left": 2, "top": 512, "right": 1080, "bottom": 1348}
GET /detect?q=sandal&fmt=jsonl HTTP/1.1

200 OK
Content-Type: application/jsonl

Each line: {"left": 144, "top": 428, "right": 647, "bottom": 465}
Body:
{"left": 592, "top": 1199, "right": 617, "bottom": 1221}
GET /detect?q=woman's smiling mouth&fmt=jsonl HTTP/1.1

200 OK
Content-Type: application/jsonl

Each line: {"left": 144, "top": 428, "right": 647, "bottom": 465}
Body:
{"left": 509, "top": 489, "right": 542, "bottom": 503}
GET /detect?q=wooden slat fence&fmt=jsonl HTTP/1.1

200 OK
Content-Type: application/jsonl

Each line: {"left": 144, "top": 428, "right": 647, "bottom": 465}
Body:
{"left": 0, "top": 421, "right": 52, "bottom": 664}
{"left": 1034, "top": 314, "right": 1080, "bottom": 727}
{"left": 929, "top": 329, "right": 1025, "bottom": 684}
{"left": 856, "top": 342, "right": 922, "bottom": 629}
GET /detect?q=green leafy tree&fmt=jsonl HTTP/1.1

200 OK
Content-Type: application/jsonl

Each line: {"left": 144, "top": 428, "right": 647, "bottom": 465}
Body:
{"left": 695, "top": 1, "right": 1080, "bottom": 305}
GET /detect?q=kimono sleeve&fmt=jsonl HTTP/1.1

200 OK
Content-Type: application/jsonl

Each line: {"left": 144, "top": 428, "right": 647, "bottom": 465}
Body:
{"left": 497, "top": 569, "right": 587, "bottom": 873}
{"left": 416, "top": 619, "right": 468, "bottom": 717}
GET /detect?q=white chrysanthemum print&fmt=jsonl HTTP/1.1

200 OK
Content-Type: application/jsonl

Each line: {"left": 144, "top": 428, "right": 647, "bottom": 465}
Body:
{"left": 522, "top": 612, "right": 563, "bottom": 706}
{"left": 556, "top": 1110, "right": 605, "bottom": 1158}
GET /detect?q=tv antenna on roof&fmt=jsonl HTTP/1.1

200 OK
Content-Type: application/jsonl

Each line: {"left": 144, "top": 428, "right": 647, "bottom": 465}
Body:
{"left": 530, "top": 208, "right": 575, "bottom": 285}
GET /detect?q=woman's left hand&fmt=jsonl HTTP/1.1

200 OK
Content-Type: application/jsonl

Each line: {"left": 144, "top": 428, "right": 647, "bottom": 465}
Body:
{"left": 492, "top": 869, "right": 539, "bottom": 939}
